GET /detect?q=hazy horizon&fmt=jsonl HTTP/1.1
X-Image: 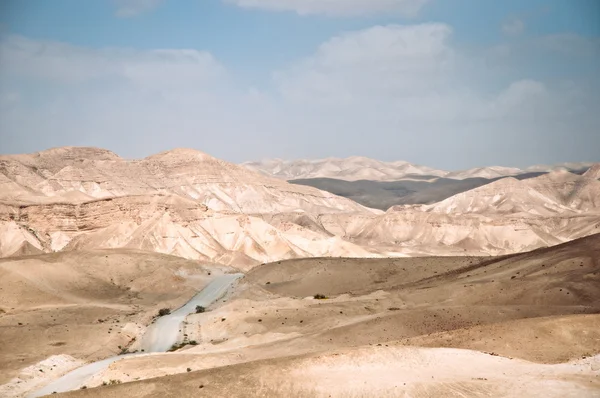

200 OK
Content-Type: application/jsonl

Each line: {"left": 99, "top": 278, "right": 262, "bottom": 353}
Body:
{"left": 1, "top": 0, "right": 599, "bottom": 170}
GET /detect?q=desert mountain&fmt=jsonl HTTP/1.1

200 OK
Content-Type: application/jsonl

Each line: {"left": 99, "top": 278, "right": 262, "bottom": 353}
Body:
{"left": 424, "top": 170, "right": 600, "bottom": 215}
{"left": 526, "top": 161, "right": 595, "bottom": 173}
{"left": 344, "top": 170, "right": 600, "bottom": 255}
{"left": 245, "top": 156, "right": 594, "bottom": 182}
{"left": 290, "top": 172, "right": 550, "bottom": 210}
{"left": 274, "top": 156, "right": 595, "bottom": 211}
{"left": 1, "top": 147, "right": 599, "bottom": 266}
{"left": 0, "top": 147, "right": 378, "bottom": 267}
{"left": 583, "top": 163, "right": 600, "bottom": 180}
{"left": 0, "top": 147, "right": 370, "bottom": 214}
{"left": 242, "top": 157, "right": 447, "bottom": 181}
{"left": 444, "top": 166, "right": 523, "bottom": 180}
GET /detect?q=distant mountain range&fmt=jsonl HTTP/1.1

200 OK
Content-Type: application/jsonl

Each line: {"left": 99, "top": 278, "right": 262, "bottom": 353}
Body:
{"left": 0, "top": 147, "right": 598, "bottom": 267}
{"left": 243, "top": 157, "right": 596, "bottom": 210}
{"left": 243, "top": 157, "right": 594, "bottom": 181}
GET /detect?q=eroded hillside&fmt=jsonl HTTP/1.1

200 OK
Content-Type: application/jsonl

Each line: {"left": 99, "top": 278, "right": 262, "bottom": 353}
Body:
{"left": 1, "top": 147, "right": 599, "bottom": 267}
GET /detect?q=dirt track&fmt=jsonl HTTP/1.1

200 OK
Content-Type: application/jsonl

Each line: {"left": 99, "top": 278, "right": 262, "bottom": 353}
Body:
{"left": 41, "top": 234, "right": 600, "bottom": 397}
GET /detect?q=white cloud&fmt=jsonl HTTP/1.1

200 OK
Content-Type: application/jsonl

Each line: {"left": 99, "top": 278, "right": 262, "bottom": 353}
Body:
{"left": 276, "top": 24, "right": 455, "bottom": 102}
{"left": 274, "top": 24, "right": 564, "bottom": 121}
{"left": 224, "top": 0, "right": 429, "bottom": 16}
{"left": 502, "top": 18, "right": 525, "bottom": 36}
{"left": 0, "top": 34, "right": 268, "bottom": 159}
{"left": 0, "top": 35, "right": 225, "bottom": 89}
{"left": 0, "top": 26, "right": 597, "bottom": 168}
{"left": 270, "top": 24, "right": 598, "bottom": 165}
{"left": 114, "top": 0, "right": 165, "bottom": 17}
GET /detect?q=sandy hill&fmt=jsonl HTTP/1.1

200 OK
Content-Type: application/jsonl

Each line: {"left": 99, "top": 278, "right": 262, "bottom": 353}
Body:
{"left": 424, "top": 170, "right": 600, "bottom": 215}
{"left": 444, "top": 165, "right": 524, "bottom": 180}
{"left": 243, "top": 156, "right": 447, "bottom": 181}
{"left": 247, "top": 232, "right": 600, "bottom": 307}
{"left": 0, "top": 147, "right": 381, "bottom": 267}
{"left": 290, "top": 172, "right": 550, "bottom": 210}
{"left": 526, "top": 161, "right": 595, "bottom": 173}
{"left": 1, "top": 147, "right": 599, "bottom": 266}
{"left": 0, "top": 249, "right": 232, "bottom": 388}
{"left": 0, "top": 195, "right": 377, "bottom": 268}
{"left": 47, "top": 233, "right": 600, "bottom": 398}
{"left": 0, "top": 147, "right": 370, "bottom": 214}
{"left": 583, "top": 163, "right": 600, "bottom": 180}
{"left": 346, "top": 168, "right": 600, "bottom": 255}
{"left": 243, "top": 157, "right": 595, "bottom": 182}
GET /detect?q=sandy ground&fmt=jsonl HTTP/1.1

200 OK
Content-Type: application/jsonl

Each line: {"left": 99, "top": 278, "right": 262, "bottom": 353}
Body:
{"left": 0, "top": 249, "right": 233, "bottom": 396}
{"left": 28, "top": 275, "right": 243, "bottom": 398}
{"left": 58, "top": 348, "right": 600, "bottom": 398}
{"left": 29, "top": 233, "right": 599, "bottom": 397}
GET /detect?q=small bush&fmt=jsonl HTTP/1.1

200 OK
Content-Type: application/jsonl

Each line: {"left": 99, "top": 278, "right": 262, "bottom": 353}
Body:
{"left": 313, "top": 294, "right": 327, "bottom": 300}
{"left": 195, "top": 305, "right": 206, "bottom": 314}
{"left": 169, "top": 343, "right": 185, "bottom": 352}
{"left": 187, "top": 368, "right": 192, "bottom": 372}
{"left": 101, "top": 380, "right": 122, "bottom": 386}
{"left": 158, "top": 308, "right": 171, "bottom": 317}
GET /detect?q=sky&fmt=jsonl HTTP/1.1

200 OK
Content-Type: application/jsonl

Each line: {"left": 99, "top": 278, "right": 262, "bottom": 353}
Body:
{"left": 0, "top": 0, "right": 599, "bottom": 170}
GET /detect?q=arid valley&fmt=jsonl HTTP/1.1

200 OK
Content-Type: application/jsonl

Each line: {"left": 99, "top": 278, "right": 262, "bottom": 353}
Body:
{"left": 0, "top": 147, "right": 599, "bottom": 397}
{"left": 1, "top": 2, "right": 600, "bottom": 396}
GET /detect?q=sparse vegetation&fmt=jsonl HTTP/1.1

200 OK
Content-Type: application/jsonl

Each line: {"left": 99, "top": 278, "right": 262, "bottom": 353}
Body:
{"left": 314, "top": 294, "right": 328, "bottom": 300}
{"left": 158, "top": 308, "right": 171, "bottom": 317}
{"left": 169, "top": 340, "right": 197, "bottom": 352}
{"left": 195, "top": 305, "right": 206, "bottom": 313}
{"left": 169, "top": 343, "right": 186, "bottom": 352}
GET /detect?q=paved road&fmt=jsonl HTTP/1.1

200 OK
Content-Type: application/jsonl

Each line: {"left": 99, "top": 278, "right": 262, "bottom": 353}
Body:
{"left": 140, "top": 273, "right": 242, "bottom": 352}
{"left": 29, "top": 274, "right": 242, "bottom": 397}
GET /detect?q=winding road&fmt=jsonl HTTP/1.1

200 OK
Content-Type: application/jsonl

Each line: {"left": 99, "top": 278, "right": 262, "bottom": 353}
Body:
{"left": 29, "top": 273, "right": 242, "bottom": 397}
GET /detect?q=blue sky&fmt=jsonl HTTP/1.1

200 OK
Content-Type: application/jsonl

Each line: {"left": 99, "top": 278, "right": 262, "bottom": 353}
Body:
{"left": 0, "top": 0, "right": 599, "bottom": 169}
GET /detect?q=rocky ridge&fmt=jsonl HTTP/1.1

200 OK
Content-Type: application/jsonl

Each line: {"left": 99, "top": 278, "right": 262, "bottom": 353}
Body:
{"left": 1, "top": 147, "right": 599, "bottom": 266}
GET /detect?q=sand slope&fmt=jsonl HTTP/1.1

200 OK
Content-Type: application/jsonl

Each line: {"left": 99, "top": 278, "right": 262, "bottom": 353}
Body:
{"left": 57, "top": 347, "right": 600, "bottom": 398}
{"left": 41, "top": 234, "right": 600, "bottom": 397}
{"left": 0, "top": 249, "right": 232, "bottom": 390}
